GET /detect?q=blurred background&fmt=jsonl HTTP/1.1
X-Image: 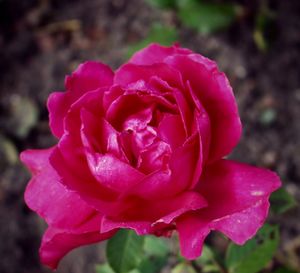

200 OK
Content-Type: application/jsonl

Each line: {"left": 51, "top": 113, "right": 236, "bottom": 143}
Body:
{"left": 0, "top": 0, "right": 299, "bottom": 272}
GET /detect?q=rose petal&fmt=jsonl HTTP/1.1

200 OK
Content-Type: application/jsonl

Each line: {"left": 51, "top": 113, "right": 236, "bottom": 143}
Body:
{"left": 80, "top": 108, "right": 126, "bottom": 161}
{"left": 50, "top": 138, "right": 119, "bottom": 214}
{"left": 176, "top": 212, "right": 210, "bottom": 259}
{"left": 138, "top": 140, "right": 171, "bottom": 174}
{"left": 85, "top": 153, "right": 145, "bottom": 192}
{"left": 212, "top": 199, "right": 270, "bottom": 244}
{"left": 123, "top": 107, "right": 153, "bottom": 131}
{"left": 40, "top": 226, "right": 115, "bottom": 269}
{"left": 126, "top": 133, "right": 201, "bottom": 200}
{"left": 153, "top": 191, "right": 207, "bottom": 225}
{"left": 187, "top": 81, "right": 211, "bottom": 161}
{"left": 169, "top": 133, "right": 202, "bottom": 192}
{"left": 64, "top": 88, "right": 106, "bottom": 134}
{"left": 157, "top": 114, "right": 186, "bottom": 149}
{"left": 21, "top": 148, "right": 100, "bottom": 230}
{"left": 48, "top": 62, "right": 113, "bottom": 138}
{"left": 114, "top": 63, "right": 183, "bottom": 89}
{"left": 165, "top": 55, "right": 242, "bottom": 162}
{"left": 106, "top": 93, "right": 177, "bottom": 131}
{"left": 196, "top": 160, "right": 281, "bottom": 218}
{"left": 101, "top": 218, "right": 152, "bottom": 235}
{"left": 65, "top": 61, "right": 113, "bottom": 96}
{"left": 172, "top": 88, "right": 193, "bottom": 136}
{"left": 129, "top": 43, "right": 192, "bottom": 65}
{"left": 177, "top": 200, "right": 271, "bottom": 260}
{"left": 47, "top": 92, "right": 68, "bottom": 138}
{"left": 101, "top": 191, "right": 207, "bottom": 235}
{"left": 176, "top": 160, "right": 281, "bottom": 260}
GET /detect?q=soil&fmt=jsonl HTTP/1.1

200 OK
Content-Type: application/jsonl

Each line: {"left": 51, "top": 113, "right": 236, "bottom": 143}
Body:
{"left": 0, "top": 0, "right": 299, "bottom": 273}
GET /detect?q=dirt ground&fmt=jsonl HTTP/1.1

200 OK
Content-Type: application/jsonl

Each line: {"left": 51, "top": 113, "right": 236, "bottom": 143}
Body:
{"left": 0, "top": 0, "right": 300, "bottom": 273}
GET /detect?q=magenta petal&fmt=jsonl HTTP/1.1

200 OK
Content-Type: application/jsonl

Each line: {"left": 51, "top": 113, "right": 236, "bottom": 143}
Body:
{"left": 187, "top": 80, "right": 211, "bottom": 161}
{"left": 64, "top": 88, "right": 106, "bottom": 134}
{"left": 101, "top": 218, "right": 152, "bottom": 235}
{"left": 102, "top": 191, "right": 206, "bottom": 235}
{"left": 197, "top": 160, "right": 281, "bottom": 219}
{"left": 65, "top": 61, "right": 113, "bottom": 96}
{"left": 50, "top": 139, "right": 119, "bottom": 213}
{"left": 129, "top": 43, "right": 192, "bottom": 65}
{"left": 212, "top": 200, "right": 270, "bottom": 245}
{"left": 177, "top": 200, "right": 271, "bottom": 260}
{"left": 172, "top": 88, "right": 193, "bottom": 136}
{"left": 123, "top": 107, "right": 153, "bottom": 131}
{"left": 85, "top": 153, "right": 145, "bottom": 192}
{"left": 48, "top": 62, "right": 113, "bottom": 138}
{"left": 48, "top": 92, "right": 68, "bottom": 138}
{"left": 176, "top": 212, "right": 210, "bottom": 260}
{"left": 165, "top": 55, "right": 242, "bottom": 162}
{"left": 106, "top": 93, "right": 177, "bottom": 131}
{"left": 138, "top": 140, "right": 171, "bottom": 174}
{"left": 157, "top": 114, "right": 186, "bottom": 149}
{"left": 114, "top": 63, "right": 183, "bottom": 89}
{"left": 40, "top": 227, "right": 115, "bottom": 269}
{"left": 80, "top": 109, "right": 126, "bottom": 161}
{"left": 152, "top": 191, "right": 207, "bottom": 225}
{"left": 125, "top": 134, "right": 201, "bottom": 200}
{"left": 169, "top": 133, "right": 202, "bottom": 192}
{"left": 176, "top": 160, "right": 280, "bottom": 260}
{"left": 126, "top": 169, "right": 172, "bottom": 199}
{"left": 21, "top": 148, "right": 98, "bottom": 230}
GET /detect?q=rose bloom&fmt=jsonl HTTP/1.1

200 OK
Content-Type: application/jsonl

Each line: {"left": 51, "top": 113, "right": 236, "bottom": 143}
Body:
{"left": 21, "top": 43, "right": 281, "bottom": 269}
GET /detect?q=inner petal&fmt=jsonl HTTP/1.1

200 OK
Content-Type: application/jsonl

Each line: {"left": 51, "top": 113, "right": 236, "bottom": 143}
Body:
{"left": 137, "top": 140, "right": 171, "bottom": 174}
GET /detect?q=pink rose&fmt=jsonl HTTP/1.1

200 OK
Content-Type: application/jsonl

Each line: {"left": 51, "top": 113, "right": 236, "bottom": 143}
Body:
{"left": 21, "top": 43, "right": 281, "bottom": 269}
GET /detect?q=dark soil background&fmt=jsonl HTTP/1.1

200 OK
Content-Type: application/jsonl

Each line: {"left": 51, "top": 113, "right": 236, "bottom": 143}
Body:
{"left": 0, "top": 0, "right": 300, "bottom": 272}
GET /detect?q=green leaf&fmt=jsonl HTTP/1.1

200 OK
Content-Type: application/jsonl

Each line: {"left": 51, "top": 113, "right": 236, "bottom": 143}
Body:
{"left": 144, "top": 235, "right": 169, "bottom": 257}
{"left": 196, "top": 245, "right": 222, "bottom": 272}
{"left": 171, "top": 263, "right": 197, "bottom": 273}
{"left": 177, "top": 0, "right": 238, "bottom": 34}
{"left": 128, "top": 270, "right": 140, "bottom": 273}
{"left": 138, "top": 256, "right": 168, "bottom": 273}
{"left": 145, "top": 0, "right": 176, "bottom": 9}
{"left": 226, "top": 224, "right": 279, "bottom": 273}
{"left": 126, "top": 24, "right": 178, "bottom": 58}
{"left": 197, "top": 245, "right": 216, "bottom": 264}
{"left": 106, "top": 230, "right": 145, "bottom": 273}
{"left": 95, "top": 264, "right": 116, "bottom": 273}
{"left": 270, "top": 188, "right": 297, "bottom": 214}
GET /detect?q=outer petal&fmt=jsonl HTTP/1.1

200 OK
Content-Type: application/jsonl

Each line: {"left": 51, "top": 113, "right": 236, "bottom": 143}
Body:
{"left": 21, "top": 148, "right": 98, "bottom": 230}
{"left": 212, "top": 199, "right": 270, "bottom": 244}
{"left": 40, "top": 226, "right": 116, "bottom": 269}
{"left": 114, "top": 63, "right": 183, "bottom": 89}
{"left": 196, "top": 160, "right": 281, "bottom": 218}
{"left": 165, "top": 54, "right": 242, "bottom": 162}
{"left": 177, "top": 200, "right": 270, "bottom": 260}
{"left": 177, "top": 160, "right": 281, "bottom": 260}
{"left": 128, "top": 43, "right": 192, "bottom": 65}
{"left": 101, "top": 191, "right": 207, "bottom": 235}
{"left": 64, "top": 88, "right": 107, "bottom": 134}
{"left": 176, "top": 213, "right": 210, "bottom": 260}
{"left": 48, "top": 62, "right": 113, "bottom": 138}
{"left": 50, "top": 137, "right": 119, "bottom": 214}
